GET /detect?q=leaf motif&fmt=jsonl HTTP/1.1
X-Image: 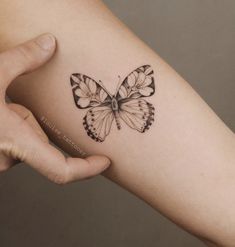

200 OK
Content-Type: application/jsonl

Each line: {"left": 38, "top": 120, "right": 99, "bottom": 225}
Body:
{"left": 127, "top": 72, "right": 136, "bottom": 87}
{"left": 136, "top": 72, "right": 146, "bottom": 86}
{"left": 88, "top": 78, "right": 97, "bottom": 94}
{"left": 119, "top": 85, "right": 128, "bottom": 98}
{"left": 74, "top": 88, "right": 86, "bottom": 97}
{"left": 100, "top": 88, "right": 108, "bottom": 102}
{"left": 139, "top": 87, "right": 154, "bottom": 96}
{"left": 77, "top": 97, "right": 91, "bottom": 108}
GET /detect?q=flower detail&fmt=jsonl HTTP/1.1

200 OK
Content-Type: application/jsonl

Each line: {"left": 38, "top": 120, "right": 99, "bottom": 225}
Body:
{"left": 127, "top": 71, "right": 153, "bottom": 96}
{"left": 73, "top": 76, "right": 98, "bottom": 108}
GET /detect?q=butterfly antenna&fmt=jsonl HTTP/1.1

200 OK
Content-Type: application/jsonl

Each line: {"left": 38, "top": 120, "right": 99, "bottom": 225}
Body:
{"left": 115, "top": 75, "right": 122, "bottom": 96}
{"left": 98, "top": 80, "right": 112, "bottom": 97}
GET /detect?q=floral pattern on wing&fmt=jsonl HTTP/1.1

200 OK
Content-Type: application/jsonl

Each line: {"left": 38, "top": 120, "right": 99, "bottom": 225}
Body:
{"left": 70, "top": 74, "right": 111, "bottom": 109}
{"left": 117, "top": 65, "right": 155, "bottom": 100}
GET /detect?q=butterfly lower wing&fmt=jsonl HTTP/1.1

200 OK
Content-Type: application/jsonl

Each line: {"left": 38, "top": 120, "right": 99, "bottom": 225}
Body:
{"left": 119, "top": 99, "right": 154, "bottom": 132}
{"left": 83, "top": 105, "right": 114, "bottom": 142}
{"left": 117, "top": 65, "right": 155, "bottom": 100}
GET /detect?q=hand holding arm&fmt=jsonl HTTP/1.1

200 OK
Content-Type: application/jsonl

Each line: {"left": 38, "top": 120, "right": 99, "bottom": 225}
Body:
{"left": 0, "top": 34, "right": 110, "bottom": 183}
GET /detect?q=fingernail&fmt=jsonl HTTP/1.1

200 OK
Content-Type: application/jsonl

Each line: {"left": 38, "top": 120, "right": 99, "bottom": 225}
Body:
{"left": 36, "top": 34, "right": 56, "bottom": 51}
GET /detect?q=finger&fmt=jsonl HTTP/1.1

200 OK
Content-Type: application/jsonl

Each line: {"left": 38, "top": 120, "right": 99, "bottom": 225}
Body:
{"left": 8, "top": 103, "right": 49, "bottom": 143}
{"left": 0, "top": 152, "right": 17, "bottom": 172}
{"left": 13, "top": 125, "right": 110, "bottom": 184}
{"left": 0, "top": 33, "right": 56, "bottom": 94}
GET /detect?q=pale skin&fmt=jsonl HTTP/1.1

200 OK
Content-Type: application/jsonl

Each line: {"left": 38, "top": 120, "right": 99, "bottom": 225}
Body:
{"left": 0, "top": 0, "right": 234, "bottom": 246}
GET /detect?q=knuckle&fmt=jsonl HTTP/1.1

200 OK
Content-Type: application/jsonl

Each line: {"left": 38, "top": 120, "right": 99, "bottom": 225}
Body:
{"left": 52, "top": 176, "right": 67, "bottom": 185}
{"left": 0, "top": 138, "right": 26, "bottom": 161}
{"left": 0, "top": 138, "right": 24, "bottom": 169}
{"left": 51, "top": 168, "right": 70, "bottom": 185}
{"left": 0, "top": 165, "right": 9, "bottom": 173}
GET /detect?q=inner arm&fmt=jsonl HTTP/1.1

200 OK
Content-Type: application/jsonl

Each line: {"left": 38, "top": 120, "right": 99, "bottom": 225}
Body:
{"left": 0, "top": 1, "right": 234, "bottom": 246}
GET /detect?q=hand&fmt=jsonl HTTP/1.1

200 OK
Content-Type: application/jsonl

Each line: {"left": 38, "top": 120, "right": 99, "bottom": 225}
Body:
{"left": 0, "top": 34, "right": 110, "bottom": 184}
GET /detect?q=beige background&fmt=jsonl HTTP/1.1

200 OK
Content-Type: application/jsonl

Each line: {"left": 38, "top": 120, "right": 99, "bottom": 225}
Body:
{"left": 0, "top": 1, "right": 234, "bottom": 247}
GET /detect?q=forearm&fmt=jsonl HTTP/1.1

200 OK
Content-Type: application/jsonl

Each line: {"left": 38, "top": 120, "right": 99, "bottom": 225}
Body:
{"left": 0, "top": 0, "right": 235, "bottom": 246}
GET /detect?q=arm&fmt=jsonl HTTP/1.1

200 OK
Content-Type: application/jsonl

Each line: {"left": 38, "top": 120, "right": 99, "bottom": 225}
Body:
{"left": 0, "top": 0, "right": 234, "bottom": 246}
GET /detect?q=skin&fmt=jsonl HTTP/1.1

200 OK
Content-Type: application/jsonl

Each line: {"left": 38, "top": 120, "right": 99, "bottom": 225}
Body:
{"left": 0, "top": 1, "right": 234, "bottom": 246}
{"left": 0, "top": 34, "right": 110, "bottom": 183}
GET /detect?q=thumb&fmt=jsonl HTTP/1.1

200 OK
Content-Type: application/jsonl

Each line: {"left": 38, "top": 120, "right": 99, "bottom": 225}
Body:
{"left": 11, "top": 121, "right": 110, "bottom": 184}
{"left": 0, "top": 33, "right": 56, "bottom": 95}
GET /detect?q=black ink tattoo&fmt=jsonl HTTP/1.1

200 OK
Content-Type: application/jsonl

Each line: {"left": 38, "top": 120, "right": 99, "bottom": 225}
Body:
{"left": 70, "top": 65, "right": 155, "bottom": 142}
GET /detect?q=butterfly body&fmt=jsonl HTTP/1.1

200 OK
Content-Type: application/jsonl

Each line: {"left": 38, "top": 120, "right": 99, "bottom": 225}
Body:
{"left": 70, "top": 65, "right": 155, "bottom": 142}
{"left": 111, "top": 97, "right": 119, "bottom": 111}
{"left": 111, "top": 97, "right": 122, "bottom": 130}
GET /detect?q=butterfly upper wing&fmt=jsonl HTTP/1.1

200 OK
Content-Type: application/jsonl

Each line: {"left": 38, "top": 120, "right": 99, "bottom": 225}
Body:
{"left": 119, "top": 98, "right": 154, "bottom": 133}
{"left": 70, "top": 73, "right": 112, "bottom": 109}
{"left": 83, "top": 105, "right": 114, "bottom": 142}
{"left": 116, "top": 65, "right": 155, "bottom": 100}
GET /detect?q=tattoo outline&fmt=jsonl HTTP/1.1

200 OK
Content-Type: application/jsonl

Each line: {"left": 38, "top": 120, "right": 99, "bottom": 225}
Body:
{"left": 70, "top": 65, "right": 155, "bottom": 142}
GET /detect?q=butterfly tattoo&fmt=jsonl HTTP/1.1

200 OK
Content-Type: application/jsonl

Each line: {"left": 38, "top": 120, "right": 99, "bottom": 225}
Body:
{"left": 70, "top": 65, "right": 155, "bottom": 142}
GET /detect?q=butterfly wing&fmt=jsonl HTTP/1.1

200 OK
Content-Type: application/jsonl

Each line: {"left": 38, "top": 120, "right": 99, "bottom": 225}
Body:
{"left": 70, "top": 73, "right": 114, "bottom": 142}
{"left": 119, "top": 98, "right": 154, "bottom": 133}
{"left": 117, "top": 65, "right": 155, "bottom": 132}
{"left": 83, "top": 105, "right": 114, "bottom": 142}
{"left": 116, "top": 65, "right": 155, "bottom": 100}
{"left": 70, "top": 73, "right": 112, "bottom": 109}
